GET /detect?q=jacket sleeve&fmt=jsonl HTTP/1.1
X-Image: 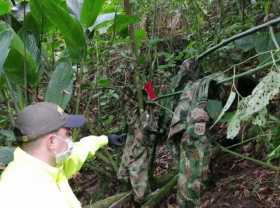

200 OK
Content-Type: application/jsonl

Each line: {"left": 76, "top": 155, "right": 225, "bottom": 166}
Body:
{"left": 62, "top": 135, "right": 108, "bottom": 179}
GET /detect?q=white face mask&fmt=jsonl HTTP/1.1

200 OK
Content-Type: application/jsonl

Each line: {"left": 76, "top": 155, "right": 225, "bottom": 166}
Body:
{"left": 53, "top": 135, "right": 74, "bottom": 164}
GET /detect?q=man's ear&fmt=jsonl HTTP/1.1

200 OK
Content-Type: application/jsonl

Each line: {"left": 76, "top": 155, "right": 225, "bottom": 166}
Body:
{"left": 46, "top": 134, "right": 56, "bottom": 151}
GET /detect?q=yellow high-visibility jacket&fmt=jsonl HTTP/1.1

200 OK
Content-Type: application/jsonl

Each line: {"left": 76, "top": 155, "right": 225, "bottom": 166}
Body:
{"left": 0, "top": 135, "right": 108, "bottom": 208}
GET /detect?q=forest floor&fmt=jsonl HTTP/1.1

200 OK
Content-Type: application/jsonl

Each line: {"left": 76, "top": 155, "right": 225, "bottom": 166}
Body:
{"left": 201, "top": 151, "right": 280, "bottom": 208}
{"left": 71, "top": 142, "right": 280, "bottom": 208}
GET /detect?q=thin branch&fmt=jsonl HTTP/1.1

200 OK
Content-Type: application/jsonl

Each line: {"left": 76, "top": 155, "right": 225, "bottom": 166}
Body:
{"left": 222, "top": 49, "right": 277, "bottom": 74}
{"left": 269, "top": 26, "right": 280, "bottom": 49}
{"left": 226, "top": 133, "right": 274, "bottom": 149}
{"left": 197, "top": 16, "right": 280, "bottom": 60}
{"left": 153, "top": 91, "right": 183, "bottom": 101}
{"left": 217, "top": 58, "right": 280, "bottom": 84}
{"left": 142, "top": 174, "right": 178, "bottom": 208}
{"left": 218, "top": 143, "right": 280, "bottom": 171}
{"left": 89, "top": 192, "right": 132, "bottom": 208}
{"left": 108, "top": 192, "right": 132, "bottom": 208}
{"left": 146, "top": 100, "right": 174, "bottom": 115}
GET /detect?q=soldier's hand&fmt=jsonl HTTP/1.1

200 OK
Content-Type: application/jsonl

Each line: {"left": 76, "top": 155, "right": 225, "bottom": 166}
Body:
{"left": 107, "top": 134, "right": 127, "bottom": 146}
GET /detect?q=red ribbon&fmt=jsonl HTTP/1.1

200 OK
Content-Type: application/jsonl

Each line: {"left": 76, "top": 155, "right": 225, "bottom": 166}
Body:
{"left": 144, "top": 80, "right": 157, "bottom": 100}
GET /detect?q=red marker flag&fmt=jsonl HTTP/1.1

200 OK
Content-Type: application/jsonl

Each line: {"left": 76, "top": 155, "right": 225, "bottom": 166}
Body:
{"left": 144, "top": 80, "right": 157, "bottom": 100}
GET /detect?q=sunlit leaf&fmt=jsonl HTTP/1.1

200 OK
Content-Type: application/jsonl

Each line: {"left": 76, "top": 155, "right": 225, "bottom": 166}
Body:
{"left": 87, "top": 12, "right": 117, "bottom": 34}
{"left": 227, "top": 112, "right": 241, "bottom": 139}
{"left": 80, "top": 0, "right": 105, "bottom": 27}
{"left": 134, "top": 28, "right": 146, "bottom": 49}
{"left": 113, "top": 15, "right": 139, "bottom": 32}
{"left": 66, "top": 0, "right": 83, "bottom": 19}
{"left": 0, "top": 0, "right": 11, "bottom": 16}
{"left": 210, "top": 91, "right": 236, "bottom": 129}
{"left": 89, "top": 12, "right": 116, "bottom": 30}
{"left": 97, "top": 78, "right": 110, "bottom": 88}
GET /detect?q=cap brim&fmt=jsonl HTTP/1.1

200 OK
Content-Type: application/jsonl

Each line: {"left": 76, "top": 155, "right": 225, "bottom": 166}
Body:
{"left": 64, "top": 115, "right": 86, "bottom": 128}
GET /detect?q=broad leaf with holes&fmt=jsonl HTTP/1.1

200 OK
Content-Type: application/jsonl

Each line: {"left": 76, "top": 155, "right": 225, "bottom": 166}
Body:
{"left": 227, "top": 70, "right": 280, "bottom": 139}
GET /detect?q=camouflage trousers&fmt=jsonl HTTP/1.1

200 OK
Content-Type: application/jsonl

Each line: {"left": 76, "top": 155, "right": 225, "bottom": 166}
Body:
{"left": 118, "top": 112, "right": 158, "bottom": 202}
{"left": 177, "top": 131, "right": 212, "bottom": 208}
{"left": 168, "top": 78, "right": 213, "bottom": 208}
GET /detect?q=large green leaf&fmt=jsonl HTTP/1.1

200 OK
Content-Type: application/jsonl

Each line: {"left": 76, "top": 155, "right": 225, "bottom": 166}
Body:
{"left": 0, "top": 30, "right": 13, "bottom": 74}
{"left": 207, "top": 99, "right": 223, "bottom": 120}
{"left": 80, "top": 0, "right": 105, "bottom": 28}
{"left": 134, "top": 28, "right": 147, "bottom": 49}
{"left": 4, "top": 49, "right": 38, "bottom": 85}
{"left": 31, "top": 0, "right": 86, "bottom": 62}
{"left": 0, "top": 0, "right": 11, "bottom": 16}
{"left": 92, "top": 12, "right": 116, "bottom": 28}
{"left": 19, "top": 31, "right": 41, "bottom": 64}
{"left": 0, "top": 21, "right": 38, "bottom": 85}
{"left": 253, "top": 31, "right": 276, "bottom": 64}
{"left": 235, "top": 31, "right": 280, "bottom": 64}
{"left": 87, "top": 13, "right": 138, "bottom": 35}
{"left": 21, "top": 13, "right": 41, "bottom": 43}
{"left": 87, "top": 12, "right": 116, "bottom": 34}
{"left": 45, "top": 58, "right": 74, "bottom": 109}
{"left": 29, "top": 0, "right": 53, "bottom": 32}
{"left": 113, "top": 15, "right": 139, "bottom": 32}
{"left": 234, "top": 34, "right": 255, "bottom": 52}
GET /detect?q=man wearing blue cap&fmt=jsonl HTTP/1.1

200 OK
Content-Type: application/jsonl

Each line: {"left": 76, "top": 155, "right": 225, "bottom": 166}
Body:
{"left": 0, "top": 102, "right": 125, "bottom": 208}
